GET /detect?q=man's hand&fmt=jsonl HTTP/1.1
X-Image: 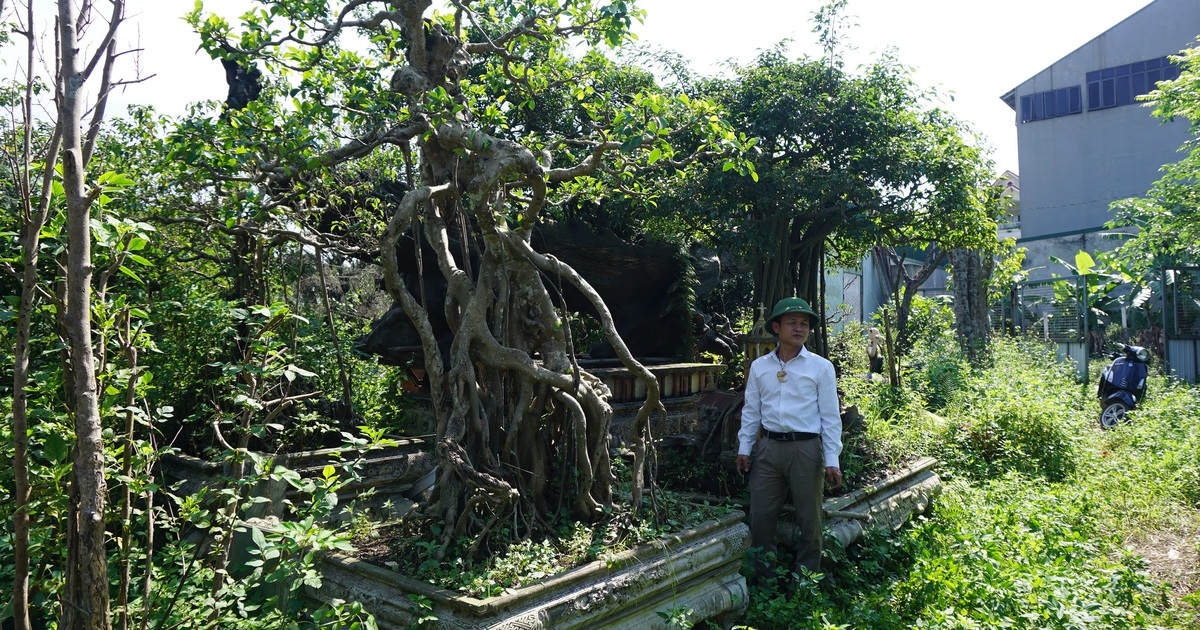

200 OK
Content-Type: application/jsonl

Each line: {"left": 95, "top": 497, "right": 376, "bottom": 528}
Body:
{"left": 736, "top": 454, "right": 751, "bottom": 474}
{"left": 825, "top": 466, "right": 843, "bottom": 488}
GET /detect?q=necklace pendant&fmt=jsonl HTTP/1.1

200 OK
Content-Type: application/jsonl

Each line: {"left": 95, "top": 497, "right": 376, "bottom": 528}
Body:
{"left": 776, "top": 370, "right": 787, "bottom": 383}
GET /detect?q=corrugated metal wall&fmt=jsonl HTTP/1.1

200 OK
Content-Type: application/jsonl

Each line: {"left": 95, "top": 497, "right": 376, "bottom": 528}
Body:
{"left": 1057, "top": 342, "right": 1089, "bottom": 382}
{"left": 1167, "top": 339, "right": 1199, "bottom": 383}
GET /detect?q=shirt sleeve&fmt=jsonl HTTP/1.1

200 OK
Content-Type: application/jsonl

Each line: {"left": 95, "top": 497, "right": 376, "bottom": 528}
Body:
{"left": 818, "top": 360, "right": 843, "bottom": 468}
{"left": 738, "top": 360, "right": 761, "bottom": 456}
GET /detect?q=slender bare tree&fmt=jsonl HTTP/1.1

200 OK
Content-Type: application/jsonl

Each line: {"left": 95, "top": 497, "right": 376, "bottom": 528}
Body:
{"left": 53, "top": 0, "right": 126, "bottom": 627}
{"left": 6, "top": 0, "right": 64, "bottom": 625}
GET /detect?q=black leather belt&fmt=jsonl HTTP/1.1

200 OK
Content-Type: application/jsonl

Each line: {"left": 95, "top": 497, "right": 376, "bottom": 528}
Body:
{"left": 763, "top": 430, "right": 819, "bottom": 441}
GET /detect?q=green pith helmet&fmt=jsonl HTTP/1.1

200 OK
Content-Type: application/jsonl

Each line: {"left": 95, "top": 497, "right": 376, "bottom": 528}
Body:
{"left": 767, "top": 297, "right": 819, "bottom": 331}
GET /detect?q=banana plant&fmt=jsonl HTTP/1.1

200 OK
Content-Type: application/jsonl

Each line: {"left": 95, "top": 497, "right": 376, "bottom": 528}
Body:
{"left": 1048, "top": 250, "right": 1132, "bottom": 328}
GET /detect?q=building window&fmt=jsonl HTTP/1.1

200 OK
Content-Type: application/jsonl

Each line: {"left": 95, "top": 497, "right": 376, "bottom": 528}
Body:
{"left": 1087, "top": 56, "right": 1181, "bottom": 111}
{"left": 1020, "top": 86, "right": 1083, "bottom": 123}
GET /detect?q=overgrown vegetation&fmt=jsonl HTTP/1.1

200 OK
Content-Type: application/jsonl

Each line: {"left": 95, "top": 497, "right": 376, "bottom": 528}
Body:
{"left": 735, "top": 328, "right": 1200, "bottom": 629}
{"left": 4, "top": 0, "right": 1200, "bottom": 627}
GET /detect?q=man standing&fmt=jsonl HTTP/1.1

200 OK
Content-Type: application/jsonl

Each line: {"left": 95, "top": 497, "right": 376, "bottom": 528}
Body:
{"left": 737, "top": 297, "right": 842, "bottom": 577}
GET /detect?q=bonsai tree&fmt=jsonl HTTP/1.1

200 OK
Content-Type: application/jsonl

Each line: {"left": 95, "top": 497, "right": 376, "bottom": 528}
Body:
{"left": 183, "top": 0, "right": 754, "bottom": 557}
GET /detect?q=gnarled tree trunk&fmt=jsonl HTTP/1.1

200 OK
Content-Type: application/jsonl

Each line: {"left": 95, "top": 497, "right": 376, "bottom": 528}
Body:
{"left": 753, "top": 210, "right": 837, "bottom": 357}
{"left": 188, "top": 0, "right": 752, "bottom": 551}
{"left": 379, "top": 179, "right": 660, "bottom": 552}
{"left": 370, "top": 17, "right": 663, "bottom": 553}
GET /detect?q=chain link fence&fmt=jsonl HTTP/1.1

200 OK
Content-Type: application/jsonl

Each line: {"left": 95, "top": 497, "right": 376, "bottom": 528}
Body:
{"left": 842, "top": 270, "right": 864, "bottom": 324}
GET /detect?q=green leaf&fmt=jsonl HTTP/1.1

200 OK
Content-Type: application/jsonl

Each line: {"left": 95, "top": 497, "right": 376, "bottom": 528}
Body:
{"left": 251, "top": 525, "right": 267, "bottom": 549}
{"left": 1132, "top": 285, "right": 1153, "bottom": 308}
{"left": 117, "top": 266, "right": 145, "bottom": 284}
{"left": 44, "top": 433, "right": 69, "bottom": 464}
{"left": 1074, "top": 251, "right": 1096, "bottom": 275}
{"left": 110, "top": 173, "right": 135, "bottom": 187}
{"left": 285, "top": 364, "right": 316, "bottom": 378}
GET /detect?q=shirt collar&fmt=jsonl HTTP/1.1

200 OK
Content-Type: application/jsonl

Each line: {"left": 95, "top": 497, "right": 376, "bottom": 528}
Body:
{"left": 773, "top": 344, "right": 809, "bottom": 362}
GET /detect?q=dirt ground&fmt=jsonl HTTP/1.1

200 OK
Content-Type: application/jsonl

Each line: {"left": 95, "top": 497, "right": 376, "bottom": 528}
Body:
{"left": 1124, "top": 522, "right": 1200, "bottom": 614}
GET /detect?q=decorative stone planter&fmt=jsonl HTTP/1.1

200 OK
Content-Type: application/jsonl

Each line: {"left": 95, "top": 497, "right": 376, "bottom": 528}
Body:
{"left": 583, "top": 361, "right": 726, "bottom": 443}
{"left": 778, "top": 456, "right": 942, "bottom": 550}
{"left": 307, "top": 510, "right": 750, "bottom": 629}
{"left": 159, "top": 436, "right": 435, "bottom": 521}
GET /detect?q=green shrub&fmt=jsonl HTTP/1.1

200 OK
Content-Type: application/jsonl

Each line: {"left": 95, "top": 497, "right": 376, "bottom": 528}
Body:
{"left": 828, "top": 320, "right": 871, "bottom": 382}
{"left": 932, "top": 338, "right": 1086, "bottom": 482}
{"left": 853, "top": 387, "right": 940, "bottom": 471}
{"left": 1082, "top": 374, "right": 1200, "bottom": 527}
{"left": 890, "top": 294, "right": 955, "bottom": 352}
{"left": 905, "top": 335, "right": 970, "bottom": 412}
{"left": 738, "top": 474, "right": 1173, "bottom": 629}
{"left": 1127, "top": 376, "right": 1200, "bottom": 508}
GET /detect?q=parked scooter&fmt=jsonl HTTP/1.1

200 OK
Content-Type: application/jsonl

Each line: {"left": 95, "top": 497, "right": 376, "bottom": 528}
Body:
{"left": 1096, "top": 344, "right": 1149, "bottom": 429}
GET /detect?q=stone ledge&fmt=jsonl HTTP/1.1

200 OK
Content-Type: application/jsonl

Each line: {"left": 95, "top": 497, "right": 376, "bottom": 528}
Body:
{"left": 307, "top": 510, "right": 749, "bottom": 629}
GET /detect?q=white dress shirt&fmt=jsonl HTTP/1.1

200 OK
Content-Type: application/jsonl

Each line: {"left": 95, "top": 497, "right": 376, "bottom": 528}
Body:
{"left": 738, "top": 345, "right": 842, "bottom": 469}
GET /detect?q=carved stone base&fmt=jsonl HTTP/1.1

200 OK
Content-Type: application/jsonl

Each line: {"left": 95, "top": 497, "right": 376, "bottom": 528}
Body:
{"left": 159, "top": 436, "right": 435, "bottom": 522}
{"left": 778, "top": 456, "right": 942, "bottom": 550}
{"left": 308, "top": 511, "right": 749, "bottom": 629}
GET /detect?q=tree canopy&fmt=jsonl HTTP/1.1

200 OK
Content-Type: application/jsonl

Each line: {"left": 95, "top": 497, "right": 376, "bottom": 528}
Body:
{"left": 175, "top": 0, "right": 758, "bottom": 556}
{"left": 600, "top": 42, "right": 998, "bottom": 355}
{"left": 1110, "top": 40, "right": 1200, "bottom": 272}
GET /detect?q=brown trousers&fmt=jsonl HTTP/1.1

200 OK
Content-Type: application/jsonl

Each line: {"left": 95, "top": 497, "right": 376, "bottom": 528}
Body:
{"left": 748, "top": 437, "right": 824, "bottom": 575}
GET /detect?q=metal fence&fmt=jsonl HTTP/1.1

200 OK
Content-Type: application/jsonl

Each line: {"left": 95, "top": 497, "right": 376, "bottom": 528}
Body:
{"left": 1164, "top": 267, "right": 1200, "bottom": 382}
{"left": 1013, "top": 276, "right": 1089, "bottom": 380}
{"left": 841, "top": 270, "right": 864, "bottom": 325}
{"left": 997, "top": 269, "right": 1200, "bottom": 384}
